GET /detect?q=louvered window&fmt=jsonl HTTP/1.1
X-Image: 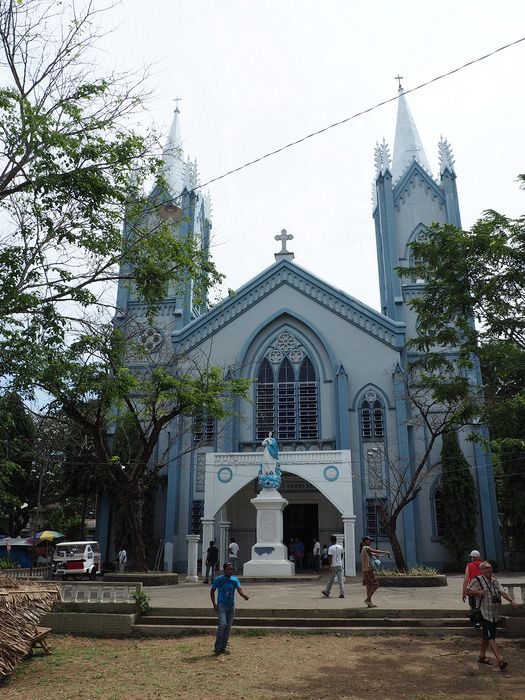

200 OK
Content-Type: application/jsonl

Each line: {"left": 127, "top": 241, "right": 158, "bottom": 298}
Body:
{"left": 433, "top": 487, "right": 445, "bottom": 537}
{"left": 299, "top": 358, "right": 318, "bottom": 439}
{"left": 278, "top": 359, "right": 296, "bottom": 439}
{"left": 361, "top": 399, "right": 385, "bottom": 439}
{"left": 256, "top": 359, "right": 275, "bottom": 440}
{"left": 256, "top": 354, "right": 318, "bottom": 441}
{"left": 193, "top": 413, "right": 215, "bottom": 445}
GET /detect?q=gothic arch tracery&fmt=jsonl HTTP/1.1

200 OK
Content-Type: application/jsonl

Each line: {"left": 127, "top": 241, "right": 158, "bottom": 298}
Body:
{"left": 255, "top": 330, "right": 319, "bottom": 441}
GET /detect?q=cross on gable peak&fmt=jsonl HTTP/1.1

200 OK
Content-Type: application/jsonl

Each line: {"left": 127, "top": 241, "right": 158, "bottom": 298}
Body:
{"left": 274, "top": 228, "right": 295, "bottom": 261}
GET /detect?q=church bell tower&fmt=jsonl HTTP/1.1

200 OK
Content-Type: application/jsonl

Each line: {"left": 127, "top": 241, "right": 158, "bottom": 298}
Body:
{"left": 372, "top": 82, "right": 461, "bottom": 340}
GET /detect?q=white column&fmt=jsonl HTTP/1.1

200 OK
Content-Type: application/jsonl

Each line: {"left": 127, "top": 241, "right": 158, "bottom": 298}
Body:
{"left": 201, "top": 518, "right": 215, "bottom": 578}
{"left": 185, "top": 534, "right": 200, "bottom": 582}
{"left": 163, "top": 541, "right": 173, "bottom": 573}
{"left": 219, "top": 521, "right": 230, "bottom": 568}
{"left": 342, "top": 516, "right": 356, "bottom": 576}
{"left": 243, "top": 489, "right": 294, "bottom": 576}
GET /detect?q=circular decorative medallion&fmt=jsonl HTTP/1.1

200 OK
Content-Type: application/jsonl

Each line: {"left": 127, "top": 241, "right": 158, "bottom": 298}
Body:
{"left": 140, "top": 327, "right": 164, "bottom": 352}
{"left": 365, "top": 390, "right": 377, "bottom": 403}
{"left": 289, "top": 348, "right": 304, "bottom": 363}
{"left": 323, "top": 465, "right": 340, "bottom": 482}
{"left": 217, "top": 467, "right": 233, "bottom": 483}
{"left": 267, "top": 349, "right": 284, "bottom": 364}
{"left": 276, "top": 332, "right": 297, "bottom": 351}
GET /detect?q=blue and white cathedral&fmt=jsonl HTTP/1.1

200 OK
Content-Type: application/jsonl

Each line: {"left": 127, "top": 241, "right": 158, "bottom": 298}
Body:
{"left": 99, "top": 90, "right": 501, "bottom": 574}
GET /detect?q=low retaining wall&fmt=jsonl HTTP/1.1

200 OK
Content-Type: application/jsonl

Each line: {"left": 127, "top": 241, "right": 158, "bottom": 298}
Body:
{"left": 55, "top": 581, "right": 142, "bottom": 604}
{"left": 1, "top": 566, "right": 51, "bottom": 579}
{"left": 376, "top": 575, "right": 448, "bottom": 587}
{"left": 42, "top": 612, "right": 137, "bottom": 636}
{"left": 104, "top": 573, "right": 179, "bottom": 586}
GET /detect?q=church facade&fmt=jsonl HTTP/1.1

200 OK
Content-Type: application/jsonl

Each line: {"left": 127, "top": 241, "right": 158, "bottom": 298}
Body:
{"left": 104, "top": 90, "right": 501, "bottom": 573}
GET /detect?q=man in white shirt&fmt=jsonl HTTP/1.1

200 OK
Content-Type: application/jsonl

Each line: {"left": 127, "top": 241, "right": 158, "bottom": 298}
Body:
{"left": 321, "top": 535, "right": 345, "bottom": 598}
{"left": 228, "top": 537, "right": 239, "bottom": 573}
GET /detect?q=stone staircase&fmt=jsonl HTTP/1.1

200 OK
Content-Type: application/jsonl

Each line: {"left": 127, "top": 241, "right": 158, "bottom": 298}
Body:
{"left": 133, "top": 607, "right": 503, "bottom": 638}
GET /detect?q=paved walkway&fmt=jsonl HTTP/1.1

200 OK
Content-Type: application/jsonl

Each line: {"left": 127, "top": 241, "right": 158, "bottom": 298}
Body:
{"left": 145, "top": 573, "right": 525, "bottom": 611}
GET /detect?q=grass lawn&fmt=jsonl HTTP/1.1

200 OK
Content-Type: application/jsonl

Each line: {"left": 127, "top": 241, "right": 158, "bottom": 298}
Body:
{"left": 1, "top": 633, "right": 524, "bottom": 699}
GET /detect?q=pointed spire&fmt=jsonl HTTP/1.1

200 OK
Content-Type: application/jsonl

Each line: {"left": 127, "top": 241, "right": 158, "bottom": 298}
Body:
{"left": 438, "top": 136, "right": 456, "bottom": 175}
{"left": 162, "top": 101, "right": 186, "bottom": 195}
{"left": 374, "top": 138, "right": 392, "bottom": 179}
{"left": 392, "top": 87, "right": 432, "bottom": 183}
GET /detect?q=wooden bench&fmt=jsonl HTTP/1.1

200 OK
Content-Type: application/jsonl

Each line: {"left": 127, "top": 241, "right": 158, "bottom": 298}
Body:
{"left": 29, "top": 626, "right": 52, "bottom": 656}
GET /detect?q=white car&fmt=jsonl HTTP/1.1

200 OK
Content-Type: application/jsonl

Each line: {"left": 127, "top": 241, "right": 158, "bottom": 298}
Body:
{"left": 52, "top": 541, "right": 102, "bottom": 580}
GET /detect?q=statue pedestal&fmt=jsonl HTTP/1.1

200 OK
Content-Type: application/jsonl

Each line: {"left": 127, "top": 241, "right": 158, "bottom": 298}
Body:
{"left": 243, "top": 488, "right": 294, "bottom": 577}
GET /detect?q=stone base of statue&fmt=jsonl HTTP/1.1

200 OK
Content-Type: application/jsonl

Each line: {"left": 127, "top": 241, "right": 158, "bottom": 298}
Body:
{"left": 243, "top": 487, "right": 294, "bottom": 577}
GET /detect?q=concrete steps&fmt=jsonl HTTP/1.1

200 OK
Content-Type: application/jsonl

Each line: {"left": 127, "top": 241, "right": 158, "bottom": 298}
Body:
{"left": 132, "top": 607, "right": 505, "bottom": 638}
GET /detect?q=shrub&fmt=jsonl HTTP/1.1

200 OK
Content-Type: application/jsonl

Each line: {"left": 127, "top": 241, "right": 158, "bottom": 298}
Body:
{"left": 133, "top": 590, "right": 151, "bottom": 614}
{"left": 376, "top": 565, "right": 438, "bottom": 577}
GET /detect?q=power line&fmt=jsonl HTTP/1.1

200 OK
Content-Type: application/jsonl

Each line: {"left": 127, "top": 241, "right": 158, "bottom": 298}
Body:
{"left": 189, "top": 36, "right": 525, "bottom": 193}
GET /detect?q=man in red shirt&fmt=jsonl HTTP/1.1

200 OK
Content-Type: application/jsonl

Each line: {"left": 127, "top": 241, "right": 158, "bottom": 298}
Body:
{"left": 462, "top": 549, "right": 482, "bottom": 626}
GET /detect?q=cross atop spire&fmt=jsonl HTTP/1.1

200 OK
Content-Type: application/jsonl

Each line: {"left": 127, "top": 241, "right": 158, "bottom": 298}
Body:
{"left": 394, "top": 74, "right": 404, "bottom": 90}
{"left": 274, "top": 228, "right": 294, "bottom": 261}
{"left": 392, "top": 86, "right": 432, "bottom": 183}
{"left": 174, "top": 96, "right": 182, "bottom": 112}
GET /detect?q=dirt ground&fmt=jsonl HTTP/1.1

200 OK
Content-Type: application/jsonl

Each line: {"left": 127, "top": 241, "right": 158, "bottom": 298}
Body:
{"left": 1, "top": 633, "right": 524, "bottom": 700}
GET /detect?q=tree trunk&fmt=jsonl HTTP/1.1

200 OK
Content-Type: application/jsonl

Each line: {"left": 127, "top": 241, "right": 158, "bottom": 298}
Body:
{"left": 387, "top": 521, "right": 408, "bottom": 573}
{"left": 119, "top": 479, "right": 148, "bottom": 572}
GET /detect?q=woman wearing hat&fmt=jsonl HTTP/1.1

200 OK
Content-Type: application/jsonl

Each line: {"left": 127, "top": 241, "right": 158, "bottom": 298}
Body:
{"left": 462, "top": 549, "right": 482, "bottom": 626}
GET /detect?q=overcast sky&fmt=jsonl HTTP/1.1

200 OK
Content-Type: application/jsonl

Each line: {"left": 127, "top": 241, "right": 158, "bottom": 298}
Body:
{"left": 99, "top": 1, "right": 525, "bottom": 310}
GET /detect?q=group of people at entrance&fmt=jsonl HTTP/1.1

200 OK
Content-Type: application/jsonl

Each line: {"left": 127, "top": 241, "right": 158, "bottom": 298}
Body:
{"left": 289, "top": 537, "right": 329, "bottom": 573}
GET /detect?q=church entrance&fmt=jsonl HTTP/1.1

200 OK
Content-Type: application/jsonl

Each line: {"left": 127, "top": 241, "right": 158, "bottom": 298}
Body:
{"left": 283, "top": 503, "right": 318, "bottom": 570}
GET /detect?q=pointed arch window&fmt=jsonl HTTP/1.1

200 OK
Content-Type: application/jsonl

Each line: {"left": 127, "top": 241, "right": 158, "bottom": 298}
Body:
{"left": 409, "top": 225, "right": 429, "bottom": 284}
{"left": 432, "top": 486, "right": 445, "bottom": 537}
{"left": 360, "top": 393, "right": 385, "bottom": 440}
{"left": 256, "top": 359, "right": 275, "bottom": 439}
{"left": 256, "top": 334, "right": 318, "bottom": 441}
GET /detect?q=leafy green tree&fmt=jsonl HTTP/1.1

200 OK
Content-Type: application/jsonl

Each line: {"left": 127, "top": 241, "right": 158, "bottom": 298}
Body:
{"left": 440, "top": 430, "right": 478, "bottom": 563}
{"left": 0, "top": 1, "right": 239, "bottom": 566}
{"left": 401, "top": 176, "right": 525, "bottom": 407}
{"left": 0, "top": 393, "right": 35, "bottom": 535}
{"left": 371, "top": 367, "right": 477, "bottom": 572}
{"left": 398, "top": 174, "right": 525, "bottom": 555}
{"left": 31, "top": 324, "right": 249, "bottom": 570}
{"left": 0, "top": 0, "right": 221, "bottom": 377}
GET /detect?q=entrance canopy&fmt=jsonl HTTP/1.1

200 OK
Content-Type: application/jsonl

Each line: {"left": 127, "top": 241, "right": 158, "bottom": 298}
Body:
{"left": 203, "top": 449, "right": 356, "bottom": 575}
{"left": 204, "top": 450, "right": 353, "bottom": 519}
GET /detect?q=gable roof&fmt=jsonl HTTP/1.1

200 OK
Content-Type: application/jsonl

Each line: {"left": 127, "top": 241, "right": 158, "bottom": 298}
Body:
{"left": 171, "top": 259, "right": 406, "bottom": 354}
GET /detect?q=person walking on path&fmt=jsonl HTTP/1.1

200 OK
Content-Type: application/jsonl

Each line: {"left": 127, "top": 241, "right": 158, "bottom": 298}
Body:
{"left": 210, "top": 562, "right": 249, "bottom": 655}
{"left": 203, "top": 540, "right": 219, "bottom": 584}
{"left": 360, "top": 535, "right": 391, "bottom": 607}
{"left": 467, "top": 560, "right": 517, "bottom": 670}
{"left": 312, "top": 537, "right": 321, "bottom": 573}
{"left": 228, "top": 537, "right": 239, "bottom": 573}
{"left": 462, "top": 549, "right": 483, "bottom": 627}
{"left": 321, "top": 535, "right": 345, "bottom": 598}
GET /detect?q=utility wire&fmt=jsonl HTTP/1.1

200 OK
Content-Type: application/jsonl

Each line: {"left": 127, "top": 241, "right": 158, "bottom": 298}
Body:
{"left": 189, "top": 36, "right": 525, "bottom": 193}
